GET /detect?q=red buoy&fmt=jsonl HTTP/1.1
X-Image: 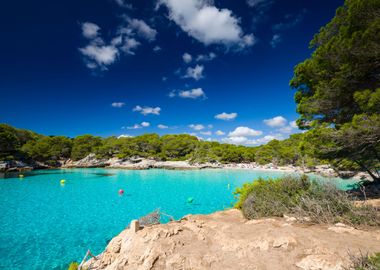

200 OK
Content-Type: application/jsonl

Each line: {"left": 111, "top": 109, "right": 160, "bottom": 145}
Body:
{"left": 118, "top": 189, "right": 124, "bottom": 195}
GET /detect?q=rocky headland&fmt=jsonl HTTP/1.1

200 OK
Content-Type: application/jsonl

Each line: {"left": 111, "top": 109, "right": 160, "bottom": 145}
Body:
{"left": 82, "top": 209, "right": 380, "bottom": 270}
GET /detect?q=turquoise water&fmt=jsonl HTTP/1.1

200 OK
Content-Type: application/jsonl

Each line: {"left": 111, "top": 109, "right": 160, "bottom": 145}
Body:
{"left": 0, "top": 168, "right": 357, "bottom": 270}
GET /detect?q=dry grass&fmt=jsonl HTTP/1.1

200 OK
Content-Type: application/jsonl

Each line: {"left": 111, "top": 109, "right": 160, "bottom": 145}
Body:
{"left": 235, "top": 175, "right": 380, "bottom": 226}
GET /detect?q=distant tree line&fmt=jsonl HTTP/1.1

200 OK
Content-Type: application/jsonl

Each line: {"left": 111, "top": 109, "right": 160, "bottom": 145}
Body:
{"left": 0, "top": 123, "right": 324, "bottom": 168}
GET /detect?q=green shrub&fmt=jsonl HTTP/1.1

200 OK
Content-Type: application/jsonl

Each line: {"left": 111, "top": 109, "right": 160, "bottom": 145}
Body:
{"left": 346, "top": 252, "right": 380, "bottom": 270}
{"left": 67, "top": 262, "right": 79, "bottom": 270}
{"left": 234, "top": 175, "right": 380, "bottom": 226}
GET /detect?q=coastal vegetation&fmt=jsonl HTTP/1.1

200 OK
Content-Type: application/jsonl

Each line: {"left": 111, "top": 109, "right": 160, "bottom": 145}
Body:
{"left": 290, "top": 0, "right": 380, "bottom": 183}
{"left": 0, "top": 123, "right": 324, "bottom": 168}
{"left": 234, "top": 175, "right": 380, "bottom": 226}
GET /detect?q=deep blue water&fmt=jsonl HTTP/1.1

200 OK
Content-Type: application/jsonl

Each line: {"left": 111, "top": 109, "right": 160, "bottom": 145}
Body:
{"left": 0, "top": 168, "right": 357, "bottom": 270}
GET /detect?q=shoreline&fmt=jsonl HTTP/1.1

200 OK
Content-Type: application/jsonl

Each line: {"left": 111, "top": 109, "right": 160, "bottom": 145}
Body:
{"left": 1, "top": 157, "right": 370, "bottom": 182}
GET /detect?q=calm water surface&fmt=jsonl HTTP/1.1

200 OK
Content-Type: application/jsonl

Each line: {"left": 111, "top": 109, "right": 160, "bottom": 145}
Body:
{"left": 0, "top": 168, "right": 357, "bottom": 270}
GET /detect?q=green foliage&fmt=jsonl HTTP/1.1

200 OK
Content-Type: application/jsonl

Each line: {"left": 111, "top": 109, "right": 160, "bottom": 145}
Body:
{"left": 71, "top": 135, "right": 102, "bottom": 161}
{"left": 21, "top": 136, "right": 72, "bottom": 163}
{"left": 0, "top": 124, "right": 39, "bottom": 160}
{"left": 291, "top": 0, "right": 380, "bottom": 127}
{"left": 161, "top": 134, "right": 198, "bottom": 160}
{"left": 67, "top": 262, "right": 79, "bottom": 270}
{"left": 0, "top": 123, "right": 327, "bottom": 167}
{"left": 234, "top": 176, "right": 380, "bottom": 226}
{"left": 234, "top": 175, "right": 311, "bottom": 217}
{"left": 291, "top": 0, "right": 380, "bottom": 182}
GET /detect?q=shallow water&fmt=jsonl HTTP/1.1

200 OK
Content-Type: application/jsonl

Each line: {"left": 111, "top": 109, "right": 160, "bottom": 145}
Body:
{"left": 0, "top": 168, "right": 357, "bottom": 270}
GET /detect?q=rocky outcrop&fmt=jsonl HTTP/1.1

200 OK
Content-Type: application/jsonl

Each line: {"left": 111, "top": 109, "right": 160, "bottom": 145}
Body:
{"left": 63, "top": 154, "right": 110, "bottom": 168}
{"left": 107, "top": 157, "right": 222, "bottom": 170}
{"left": 83, "top": 209, "right": 380, "bottom": 270}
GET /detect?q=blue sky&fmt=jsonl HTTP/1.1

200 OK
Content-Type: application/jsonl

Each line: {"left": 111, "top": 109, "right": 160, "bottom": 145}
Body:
{"left": 0, "top": 0, "right": 343, "bottom": 145}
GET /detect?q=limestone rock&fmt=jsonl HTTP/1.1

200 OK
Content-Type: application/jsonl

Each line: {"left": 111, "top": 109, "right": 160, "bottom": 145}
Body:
{"left": 82, "top": 209, "right": 380, "bottom": 270}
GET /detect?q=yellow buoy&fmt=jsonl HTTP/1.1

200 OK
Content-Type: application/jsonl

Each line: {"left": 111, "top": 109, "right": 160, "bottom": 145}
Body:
{"left": 60, "top": 179, "right": 66, "bottom": 185}
{"left": 19, "top": 174, "right": 24, "bottom": 178}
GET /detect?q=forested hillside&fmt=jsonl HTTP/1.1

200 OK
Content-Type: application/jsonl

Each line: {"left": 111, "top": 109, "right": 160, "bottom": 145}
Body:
{"left": 0, "top": 123, "right": 323, "bottom": 168}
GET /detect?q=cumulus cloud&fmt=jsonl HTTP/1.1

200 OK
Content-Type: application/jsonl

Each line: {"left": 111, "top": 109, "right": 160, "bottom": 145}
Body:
{"left": 111, "top": 102, "right": 125, "bottom": 108}
{"left": 182, "top": 52, "right": 192, "bottom": 63}
{"left": 215, "top": 130, "right": 225, "bottom": 136}
{"left": 183, "top": 64, "right": 204, "bottom": 80}
{"left": 200, "top": 131, "right": 212, "bottom": 136}
{"left": 263, "top": 116, "right": 287, "bottom": 127}
{"left": 158, "top": 0, "right": 255, "bottom": 48}
{"left": 278, "top": 120, "right": 299, "bottom": 133}
{"left": 290, "top": 120, "right": 298, "bottom": 128}
{"left": 170, "top": 88, "right": 206, "bottom": 99}
{"left": 80, "top": 44, "right": 119, "bottom": 70}
{"left": 229, "top": 126, "right": 263, "bottom": 137}
{"left": 82, "top": 22, "right": 100, "bottom": 39}
{"left": 79, "top": 18, "right": 157, "bottom": 71}
{"left": 215, "top": 112, "right": 237, "bottom": 121}
{"left": 196, "top": 52, "right": 216, "bottom": 62}
{"left": 133, "top": 105, "right": 161, "bottom": 115}
{"left": 223, "top": 133, "right": 283, "bottom": 146}
{"left": 118, "top": 134, "right": 133, "bottom": 138}
{"left": 127, "top": 121, "right": 150, "bottom": 129}
{"left": 125, "top": 18, "right": 157, "bottom": 41}
{"left": 189, "top": 124, "right": 205, "bottom": 131}
{"left": 158, "top": 124, "right": 169, "bottom": 129}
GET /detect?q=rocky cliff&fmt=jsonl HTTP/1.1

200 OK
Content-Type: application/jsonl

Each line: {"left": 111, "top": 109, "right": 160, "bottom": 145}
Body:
{"left": 83, "top": 209, "right": 380, "bottom": 270}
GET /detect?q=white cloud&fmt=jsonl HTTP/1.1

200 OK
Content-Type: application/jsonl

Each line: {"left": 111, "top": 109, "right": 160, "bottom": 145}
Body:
{"left": 159, "top": 0, "right": 255, "bottom": 48}
{"left": 196, "top": 52, "right": 216, "bottom": 62}
{"left": 82, "top": 22, "right": 100, "bottom": 39}
{"left": 189, "top": 124, "right": 205, "bottom": 131}
{"left": 182, "top": 52, "right": 192, "bottom": 63}
{"left": 263, "top": 116, "right": 287, "bottom": 127}
{"left": 79, "top": 18, "right": 157, "bottom": 71}
{"left": 120, "top": 37, "right": 141, "bottom": 55}
{"left": 278, "top": 126, "right": 292, "bottom": 133}
{"left": 278, "top": 120, "right": 299, "bottom": 133}
{"left": 215, "top": 112, "right": 237, "bottom": 121}
{"left": 270, "top": 34, "right": 282, "bottom": 48}
{"left": 125, "top": 18, "right": 157, "bottom": 41}
{"left": 79, "top": 44, "right": 119, "bottom": 70}
{"left": 183, "top": 64, "right": 204, "bottom": 80}
{"left": 133, "top": 105, "right": 161, "bottom": 115}
{"left": 111, "top": 102, "right": 125, "bottom": 108}
{"left": 118, "top": 134, "right": 133, "bottom": 138}
{"left": 158, "top": 124, "right": 169, "bottom": 129}
{"left": 223, "top": 136, "right": 251, "bottom": 145}
{"left": 223, "top": 133, "right": 283, "bottom": 146}
{"left": 127, "top": 121, "right": 150, "bottom": 129}
{"left": 229, "top": 126, "right": 263, "bottom": 137}
{"left": 200, "top": 131, "right": 212, "bottom": 136}
{"left": 215, "top": 130, "right": 225, "bottom": 136}
{"left": 170, "top": 88, "right": 206, "bottom": 99}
